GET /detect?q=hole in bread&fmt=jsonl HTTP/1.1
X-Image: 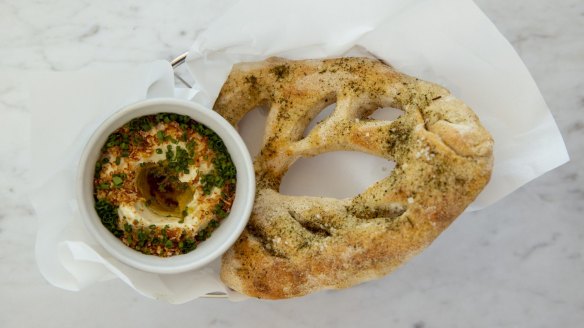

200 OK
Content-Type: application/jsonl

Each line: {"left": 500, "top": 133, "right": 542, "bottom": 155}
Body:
{"left": 280, "top": 151, "right": 395, "bottom": 199}
{"left": 288, "top": 210, "right": 331, "bottom": 237}
{"left": 299, "top": 222, "right": 331, "bottom": 237}
{"left": 349, "top": 203, "right": 407, "bottom": 220}
{"left": 247, "top": 224, "right": 288, "bottom": 259}
{"left": 367, "top": 106, "right": 403, "bottom": 121}
{"left": 238, "top": 106, "right": 269, "bottom": 157}
{"left": 302, "top": 103, "right": 336, "bottom": 138}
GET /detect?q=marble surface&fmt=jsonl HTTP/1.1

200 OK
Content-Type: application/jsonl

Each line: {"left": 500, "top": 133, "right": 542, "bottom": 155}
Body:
{"left": 0, "top": 0, "right": 582, "bottom": 327}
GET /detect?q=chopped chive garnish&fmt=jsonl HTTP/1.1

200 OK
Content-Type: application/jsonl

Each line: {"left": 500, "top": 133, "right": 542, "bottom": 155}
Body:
{"left": 112, "top": 176, "right": 123, "bottom": 186}
{"left": 97, "top": 183, "right": 110, "bottom": 190}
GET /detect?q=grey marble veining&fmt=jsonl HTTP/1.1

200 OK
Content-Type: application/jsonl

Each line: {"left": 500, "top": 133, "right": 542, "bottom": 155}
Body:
{"left": 1, "top": 0, "right": 583, "bottom": 327}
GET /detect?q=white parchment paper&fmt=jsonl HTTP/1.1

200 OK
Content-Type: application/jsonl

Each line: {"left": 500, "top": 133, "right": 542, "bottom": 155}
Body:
{"left": 186, "top": 0, "right": 569, "bottom": 210}
{"left": 31, "top": 0, "right": 568, "bottom": 304}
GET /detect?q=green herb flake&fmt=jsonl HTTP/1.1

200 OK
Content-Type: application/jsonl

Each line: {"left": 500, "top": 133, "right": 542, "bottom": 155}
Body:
{"left": 214, "top": 204, "right": 228, "bottom": 219}
{"left": 112, "top": 176, "right": 123, "bottom": 186}
{"left": 156, "top": 130, "right": 165, "bottom": 142}
{"left": 97, "top": 183, "right": 110, "bottom": 190}
{"left": 180, "top": 238, "right": 196, "bottom": 253}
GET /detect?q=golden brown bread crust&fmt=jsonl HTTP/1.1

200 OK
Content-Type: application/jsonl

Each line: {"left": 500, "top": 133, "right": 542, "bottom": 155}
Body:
{"left": 213, "top": 57, "right": 494, "bottom": 299}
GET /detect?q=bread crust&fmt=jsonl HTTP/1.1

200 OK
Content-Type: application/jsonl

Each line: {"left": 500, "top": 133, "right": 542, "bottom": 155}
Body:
{"left": 213, "top": 57, "right": 493, "bottom": 299}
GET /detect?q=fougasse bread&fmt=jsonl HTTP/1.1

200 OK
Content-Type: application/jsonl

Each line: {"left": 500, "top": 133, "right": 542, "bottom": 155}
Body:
{"left": 213, "top": 57, "right": 494, "bottom": 299}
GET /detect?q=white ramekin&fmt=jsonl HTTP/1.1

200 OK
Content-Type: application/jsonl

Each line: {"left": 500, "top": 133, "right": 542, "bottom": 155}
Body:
{"left": 77, "top": 98, "right": 255, "bottom": 274}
